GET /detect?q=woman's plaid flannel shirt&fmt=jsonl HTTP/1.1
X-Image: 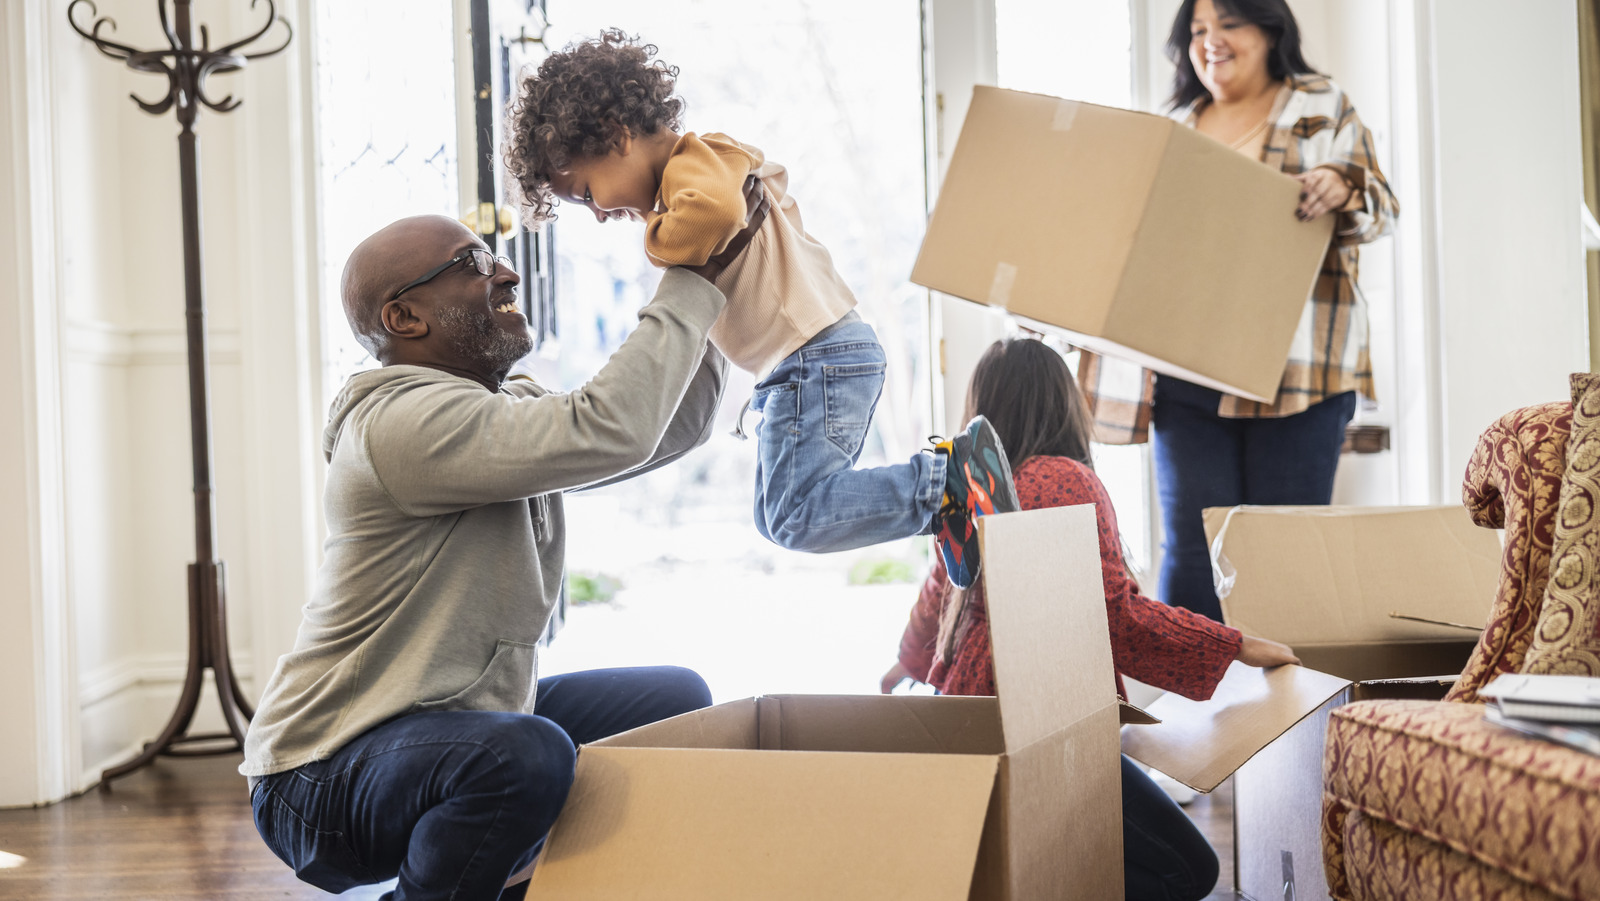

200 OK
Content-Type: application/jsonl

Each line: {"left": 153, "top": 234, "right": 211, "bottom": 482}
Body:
{"left": 1079, "top": 74, "right": 1399, "bottom": 444}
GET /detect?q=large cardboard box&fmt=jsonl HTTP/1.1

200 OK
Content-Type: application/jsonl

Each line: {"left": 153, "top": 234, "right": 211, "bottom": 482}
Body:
{"left": 910, "top": 86, "right": 1333, "bottom": 402}
{"left": 526, "top": 505, "right": 1129, "bottom": 900}
{"left": 1122, "top": 505, "right": 1501, "bottom": 900}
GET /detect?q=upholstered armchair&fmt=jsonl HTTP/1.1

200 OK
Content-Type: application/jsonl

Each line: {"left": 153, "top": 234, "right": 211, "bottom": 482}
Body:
{"left": 1321, "top": 379, "right": 1600, "bottom": 900}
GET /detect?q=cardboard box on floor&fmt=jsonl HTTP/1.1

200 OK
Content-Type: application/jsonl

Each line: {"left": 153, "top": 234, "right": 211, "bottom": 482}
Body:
{"left": 1122, "top": 505, "right": 1500, "bottom": 900}
{"left": 526, "top": 505, "right": 1133, "bottom": 900}
{"left": 910, "top": 86, "right": 1333, "bottom": 403}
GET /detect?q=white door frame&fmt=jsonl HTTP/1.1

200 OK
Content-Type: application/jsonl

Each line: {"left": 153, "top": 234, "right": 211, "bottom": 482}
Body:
{"left": 0, "top": 0, "right": 79, "bottom": 807}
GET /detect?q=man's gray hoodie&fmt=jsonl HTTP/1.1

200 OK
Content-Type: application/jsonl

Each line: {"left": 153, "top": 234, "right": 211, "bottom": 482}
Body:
{"left": 242, "top": 269, "right": 727, "bottom": 777}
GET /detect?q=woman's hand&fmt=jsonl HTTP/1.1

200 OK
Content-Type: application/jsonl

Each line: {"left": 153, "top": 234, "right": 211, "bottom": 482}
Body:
{"left": 880, "top": 661, "right": 912, "bottom": 694}
{"left": 1293, "top": 167, "right": 1354, "bottom": 221}
{"left": 1236, "top": 634, "right": 1301, "bottom": 668}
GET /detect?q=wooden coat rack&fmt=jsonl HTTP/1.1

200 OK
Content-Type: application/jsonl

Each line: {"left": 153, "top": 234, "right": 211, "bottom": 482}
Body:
{"left": 67, "top": 0, "right": 292, "bottom": 789}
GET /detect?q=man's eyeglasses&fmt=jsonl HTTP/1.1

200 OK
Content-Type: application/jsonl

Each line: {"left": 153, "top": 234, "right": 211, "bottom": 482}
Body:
{"left": 393, "top": 248, "right": 513, "bottom": 299}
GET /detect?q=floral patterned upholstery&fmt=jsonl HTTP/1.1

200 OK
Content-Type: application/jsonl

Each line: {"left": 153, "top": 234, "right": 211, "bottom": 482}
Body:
{"left": 1323, "top": 701, "right": 1600, "bottom": 901}
{"left": 1323, "top": 391, "right": 1600, "bottom": 900}
{"left": 1524, "top": 374, "right": 1600, "bottom": 676}
{"left": 1333, "top": 807, "right": 1566, "bottom": 901}
{"left": 1447, "top": 401, "right": 1572, "bottom": 703}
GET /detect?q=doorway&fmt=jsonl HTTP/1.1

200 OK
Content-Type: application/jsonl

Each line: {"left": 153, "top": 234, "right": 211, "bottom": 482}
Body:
{"left": 526, "top": 1, "right": 936, "bottom": 700}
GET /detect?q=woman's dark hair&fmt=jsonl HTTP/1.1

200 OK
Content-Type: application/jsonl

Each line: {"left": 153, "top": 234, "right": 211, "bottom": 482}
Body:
{"left": 504, "top": 29, "right": 685, "bottom": 224}
{"left": 966, "top": 338, "right": 1095, "bottom": 471}
{"left": 1165, "top": 0, "right": 1319, "bottom": 111}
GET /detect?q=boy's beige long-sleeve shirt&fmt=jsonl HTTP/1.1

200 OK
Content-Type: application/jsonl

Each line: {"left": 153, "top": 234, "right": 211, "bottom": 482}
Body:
{"left": 645, "top": 132, "right": 856, "bottom": 377}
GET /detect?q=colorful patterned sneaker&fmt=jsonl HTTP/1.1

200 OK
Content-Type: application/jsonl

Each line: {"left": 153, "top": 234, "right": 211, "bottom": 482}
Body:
{"left": 931, "top": 435, "right": 977, "bottom": 589}
{"left": 932, "top": 416, "right": 1020, "bottom": 589}
{"left": 957, "top": 415, "right": 1020, "bottom": 518}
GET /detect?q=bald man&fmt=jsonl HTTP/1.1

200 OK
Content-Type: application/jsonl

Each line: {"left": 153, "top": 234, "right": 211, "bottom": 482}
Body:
{"left": 241, "top": 198, "right": 762, "bottom": 900}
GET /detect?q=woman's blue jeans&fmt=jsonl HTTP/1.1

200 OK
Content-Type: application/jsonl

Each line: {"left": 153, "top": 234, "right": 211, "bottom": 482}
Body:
{"left": 250, "top": 666, "right": 712, "bottom": 901}
{"left": 1151, "top": 376, "right": 1357, "bottom": 622}
{"left": 750, "top": 312, "right": 944, "bottom": 553}
{"left": 1122, "top": 755, "right": 1220, "bottom": 901}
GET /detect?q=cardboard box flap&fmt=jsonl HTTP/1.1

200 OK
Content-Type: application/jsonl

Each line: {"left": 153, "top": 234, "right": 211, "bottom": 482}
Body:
{"left": 1120, "top": 661, "right": 1351, "bottom": 792}
{"left": 1204, "top": 506, "right": 1499, "bottom": 646}
{"left": 1120, "top": 701, "right": 1159, "bottom": 725}
{"left": 1009, "top": 318, "right": 1283, "bottom": 402}
{"left": 980, "top": 505, "right": 1117, "bottom": 752}
{"left": 760, "top": 694, "right": 1005, "bottom": 755}
{"left": 592, "top": 697, "right": 757, "bottom": 750}
{"left": 528, "top": 747, "right": 999, "bottom": 900}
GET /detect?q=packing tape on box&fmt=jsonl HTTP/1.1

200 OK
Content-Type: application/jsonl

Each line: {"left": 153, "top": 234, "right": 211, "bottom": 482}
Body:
{"left": 1052, "top": 99, "right": 1079, "bottom": 132}
{"left": 1208, "top": 507, "right": 1240, "bottom": 600}
{"left": 988, "top": 262, "right": 1017, "bottom": 309}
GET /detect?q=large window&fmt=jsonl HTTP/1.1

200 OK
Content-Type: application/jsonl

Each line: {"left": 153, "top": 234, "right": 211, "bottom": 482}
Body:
{"left": 313, "top": 2, "right": 461, "bottom": 398}
{"left": 531, "top": 2, "right": 934, "bottom": 700}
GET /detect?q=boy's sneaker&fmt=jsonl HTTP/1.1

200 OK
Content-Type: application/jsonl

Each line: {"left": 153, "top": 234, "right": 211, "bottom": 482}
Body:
{"left": 932, "top": 416, "right": 1021, "bottom": 589}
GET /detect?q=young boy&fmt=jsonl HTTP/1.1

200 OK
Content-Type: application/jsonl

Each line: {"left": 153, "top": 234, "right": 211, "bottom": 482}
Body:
{"left": 504, "top": 29, "right": 1017, "bottom": 588}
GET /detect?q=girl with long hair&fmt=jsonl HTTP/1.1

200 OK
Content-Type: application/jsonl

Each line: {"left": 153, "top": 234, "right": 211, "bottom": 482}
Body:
{"left": 886, "top": 337, "right": 1299, "bottom": 901}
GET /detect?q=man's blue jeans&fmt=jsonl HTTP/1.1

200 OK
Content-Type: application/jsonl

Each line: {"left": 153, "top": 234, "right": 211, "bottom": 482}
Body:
{"left": 1151, "top": 376, "right": 1357, "bottom": 622}
{"left": 250, "top": 666, "right": 711, "bottom": 901}
{"left": 750, "top": 312, "right": 944, "bottom": 553}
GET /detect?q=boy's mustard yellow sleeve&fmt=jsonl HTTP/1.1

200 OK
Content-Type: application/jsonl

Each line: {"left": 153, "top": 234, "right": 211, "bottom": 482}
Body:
{"left": 645, "top": 134, "right": 758, "bottom": 268}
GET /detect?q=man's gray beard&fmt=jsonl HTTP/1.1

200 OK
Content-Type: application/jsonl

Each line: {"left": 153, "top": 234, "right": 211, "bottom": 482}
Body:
{"left": 436, "top": 305, "right": 533, "bottom": 374}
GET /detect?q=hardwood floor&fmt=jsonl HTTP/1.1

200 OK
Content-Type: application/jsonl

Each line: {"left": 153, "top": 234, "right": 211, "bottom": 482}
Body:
{"left": 0, "top": 755, "right": 386, "bottom": 900}
{"left": 0, "top": 755, "right": 1246, "bottom": 900}
{"left": 1186, "top": 776, "right": 1249, "bottom": 901}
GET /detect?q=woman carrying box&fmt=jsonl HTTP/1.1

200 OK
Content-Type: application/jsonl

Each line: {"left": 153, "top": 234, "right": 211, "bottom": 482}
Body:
{"left": 883, "top": 337, "right": 1301, "bottom": 901}
{"left": 1080, "top": 0, "right": 1399, "bottom": 623}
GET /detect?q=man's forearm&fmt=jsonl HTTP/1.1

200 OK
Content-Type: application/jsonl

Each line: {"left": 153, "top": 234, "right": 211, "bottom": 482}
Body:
{"left": 580, "top": 341, "right": 727, "bottom": 490}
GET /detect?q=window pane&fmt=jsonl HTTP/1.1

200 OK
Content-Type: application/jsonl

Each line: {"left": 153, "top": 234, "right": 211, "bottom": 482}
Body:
{"left": 314, "top": 2, "right": 460, "bottom": 400}
{"left": 996, "top": 0, "right": 1131, "bottom": 108}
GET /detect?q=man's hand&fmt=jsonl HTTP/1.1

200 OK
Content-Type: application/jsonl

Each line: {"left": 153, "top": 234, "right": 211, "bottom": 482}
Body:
{"left": 1236, "top": 634, "right": 1301, "bottom": 668}
{"left": 683, "top": 175, "right": 769, "bottom": 283}
{"left": 880, "top": 661, "right": 911, "bottom": 694}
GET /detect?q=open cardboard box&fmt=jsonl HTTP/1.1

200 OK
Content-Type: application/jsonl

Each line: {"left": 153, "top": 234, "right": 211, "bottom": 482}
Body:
{"left": 1122, "top": 505, "right": 1501, "bottom": 900}
{"left": 910, "top": 85, "right": 1333, "bottom": 403}
{"left": 526, "top": 505, "right": 1133, "bottom": 900}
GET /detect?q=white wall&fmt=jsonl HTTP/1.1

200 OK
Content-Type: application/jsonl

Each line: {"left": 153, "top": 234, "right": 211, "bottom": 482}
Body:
{"left": 1312, "top": 0, "right": 1587, "bottom": 503}
{"left": 2, "top": 0, "right": 320, "bottom": 805}
{"left": 1427, "top": 0, "right": 1588, "bottom": 494}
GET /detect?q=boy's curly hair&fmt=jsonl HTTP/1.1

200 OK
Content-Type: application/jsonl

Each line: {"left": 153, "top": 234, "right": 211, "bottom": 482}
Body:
{"left": 504, "top": 29, "right": 685, "bottom": 225}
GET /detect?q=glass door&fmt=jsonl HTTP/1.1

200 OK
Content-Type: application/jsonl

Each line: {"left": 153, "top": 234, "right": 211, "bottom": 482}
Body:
{"left": 523, "top": 2, "right": 936, "bottom": 701}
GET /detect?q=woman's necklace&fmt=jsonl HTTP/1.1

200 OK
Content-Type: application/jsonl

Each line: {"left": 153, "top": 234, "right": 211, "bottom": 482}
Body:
{"left": 1227, "top": 114, "right": 1272, "bottom": 149}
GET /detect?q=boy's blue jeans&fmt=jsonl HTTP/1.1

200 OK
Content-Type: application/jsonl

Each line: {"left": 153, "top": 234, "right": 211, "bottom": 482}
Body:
{"left": 750, "top": 312, "right": 945, "bottom": 553}
{"left": 250, "top": 666, "right": 711, "bottom": 901}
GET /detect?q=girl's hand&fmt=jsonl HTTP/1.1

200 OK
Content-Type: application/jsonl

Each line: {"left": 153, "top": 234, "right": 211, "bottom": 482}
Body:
{"left": 1293, "top": 167, "right": 1354, "bottom": 221}
{"left": 880, "top": 661, "right": 912, "bottom": 694}
{"left": 1236, "top": 634, "right": 1301, "bottom": 668}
